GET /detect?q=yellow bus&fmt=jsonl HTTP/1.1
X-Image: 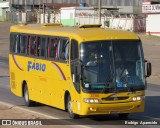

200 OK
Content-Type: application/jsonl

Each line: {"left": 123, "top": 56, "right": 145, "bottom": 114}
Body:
{"left": 9, "top": 23, "right": 151, "bottom": 119}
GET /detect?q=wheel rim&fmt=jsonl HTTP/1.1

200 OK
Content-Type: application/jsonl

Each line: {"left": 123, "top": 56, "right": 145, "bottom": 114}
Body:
{"left": 68, "top": 100, "right": 73, "bottom": 114}
{"left": 24, "top": 88, "right": 29, "bottom": 103}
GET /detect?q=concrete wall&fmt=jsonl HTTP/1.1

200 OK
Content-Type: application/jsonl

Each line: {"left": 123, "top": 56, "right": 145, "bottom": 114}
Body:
{"left": 60, "top": 9, "right": 75, "bottom": 26}
{"left": 75, "top": 16, "right": 134, "bottom": 31}
{"left": 75, "top": 16, "right": 106, "bottom": 28}
{"left": 0, "top": 0, "right": 9, "bottom": 21}
{"left": 110, "top": 18, "right": 133, "bottom": 31}
{"left": 0, "top": 8, "right": 9, "bottom": 21}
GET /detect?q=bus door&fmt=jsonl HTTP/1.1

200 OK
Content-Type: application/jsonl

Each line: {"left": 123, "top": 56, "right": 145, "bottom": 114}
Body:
{"left": 70, "top": 39, "right": 81, "bottom": 112}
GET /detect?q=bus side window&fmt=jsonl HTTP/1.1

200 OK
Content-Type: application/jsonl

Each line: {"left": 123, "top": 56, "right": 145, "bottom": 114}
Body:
{"left": 39, "top": 37, "right": 47, "bottom": 57}
{"left": 27, "top": 36, "right": 30, "bottom": 55}
{"left": 14, "top": 35, "right": 20, "bottom": 53}
{"left": 30, "top": 36, "right": 36, "bottom": 56}
{"left": 10, "top": 33, "right": 14, "bottom": 52}
{"left": 71, "top": 39, "right": 79, "bottom": 60}
{"left": 58, "top": 38, "right": 69, "bottom": 61}
{"left": 20, "top": 35, "right": 27, "bottom": 54}
{"left": 54, "top": 38, "right": 59, "bottom": 58}
{"left": 37, "top": 37, "right": 40, "bottom": 56}
{"left": 49, "top": 39, "right": 53, "bottom": 58}
{"left": 49, "top": 38, "right": 59, "bottom": 59}
{"left": 47, "top": 38, "right": 50, "bottom": 58}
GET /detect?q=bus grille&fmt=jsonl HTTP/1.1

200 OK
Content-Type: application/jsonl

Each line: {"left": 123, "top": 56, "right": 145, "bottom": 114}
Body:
{"left": 102, "top": 96, "right": 129, "bottom": 101}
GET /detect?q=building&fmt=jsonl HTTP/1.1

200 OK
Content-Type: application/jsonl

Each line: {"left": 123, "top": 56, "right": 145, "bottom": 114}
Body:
{"left": 60, "top": 7, "right": 94, "bottom": 26}
{"left": 10, "top": 0, "right": 143, "bottom": 14}
{"left": 142, "top": 0, "right": 160, "bottom": 36}
{"left": 0, "top": 0, "right": 9, "bottom": 21}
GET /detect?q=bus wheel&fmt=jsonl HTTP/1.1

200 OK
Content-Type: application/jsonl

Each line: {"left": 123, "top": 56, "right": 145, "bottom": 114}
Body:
{"left": 118, "top": 113, "right": 129, "bottom": 118}
{"left": 24, "top": 85, "right": 33, "bottom": 107}
{"left": 67, "top": 95, "right": 79, "bottom": 119}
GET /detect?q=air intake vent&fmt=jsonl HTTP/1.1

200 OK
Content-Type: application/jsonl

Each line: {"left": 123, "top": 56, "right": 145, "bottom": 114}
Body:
{"left": 102, "top": 96, "right": 129, "bottom": 101}
{"left": 42, "top": 23, "right": 63, "bottom": 27}
{"left": 79, "top": 24, "right": 102, "bottom": 28}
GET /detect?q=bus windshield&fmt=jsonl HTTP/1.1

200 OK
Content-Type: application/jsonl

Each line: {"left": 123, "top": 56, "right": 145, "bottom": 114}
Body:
{"left": 80, "top": 40, "right": 145, "bottom": 93}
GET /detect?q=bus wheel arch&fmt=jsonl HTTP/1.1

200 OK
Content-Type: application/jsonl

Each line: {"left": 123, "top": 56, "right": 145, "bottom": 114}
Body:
{"left": 22, "top": 80, "right": 27, "bottom": 97}
{"left": 64, "top": 91, "right": 79, "bottom": 119}
{"left": 64, "top": 91, "right": 70, "bottom": 111}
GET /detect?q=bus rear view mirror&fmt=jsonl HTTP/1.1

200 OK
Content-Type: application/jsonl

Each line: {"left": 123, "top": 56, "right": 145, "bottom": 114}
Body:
{"left": 72, "top": 74, "right": 75, "bottom": 83}
{"left": 146, "top": 62, "right": 152, "bottom": 77}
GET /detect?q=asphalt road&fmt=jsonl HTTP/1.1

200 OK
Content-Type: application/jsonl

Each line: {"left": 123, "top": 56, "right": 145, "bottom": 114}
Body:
{"left": 0, "top": 22, "right": 160, "bottom": 128}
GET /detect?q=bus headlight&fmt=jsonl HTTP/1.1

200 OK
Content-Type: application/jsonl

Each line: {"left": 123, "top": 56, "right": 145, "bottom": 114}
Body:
{"left": 84, "top": 98, "right": 101, "bottom": 104}
{"left": 131, "top": 96, "right": 145, "bottom": 102}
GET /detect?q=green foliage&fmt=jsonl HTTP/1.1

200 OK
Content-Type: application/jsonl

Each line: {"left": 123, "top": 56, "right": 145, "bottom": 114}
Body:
{"left": 104, "top": 20, "right": 110, "bottom": 27}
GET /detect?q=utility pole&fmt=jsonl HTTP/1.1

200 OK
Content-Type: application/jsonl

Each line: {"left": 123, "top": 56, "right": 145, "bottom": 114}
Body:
{"left": 98, "top": 0, "right": 101, "bottom": 24}
{"left": 38, "top": 0, "right": 41, "bottom": 23}
{"left": 10, "top": 0, "right": 13, "bottom": 22}
{"left": 43, "top": 3, "right": 45, "bottom": 23}
{"left": 25, "top": 0, "right": 27, "bottom": 23}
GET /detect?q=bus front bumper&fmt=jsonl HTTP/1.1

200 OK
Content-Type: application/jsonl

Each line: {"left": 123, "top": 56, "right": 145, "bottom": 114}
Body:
{"left": 78, "top": 101, "right": 144, "bottom": 116}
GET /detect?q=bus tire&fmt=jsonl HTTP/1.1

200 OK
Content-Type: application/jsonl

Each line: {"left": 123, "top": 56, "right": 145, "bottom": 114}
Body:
{"left": 23, "top": 85, "right": 34, "bottom": 107}
{"left": 118, "top": 113, "right": 129, "bottom": 118}
{"left": 67, "top": 95, "right": 79, "bottom": 119}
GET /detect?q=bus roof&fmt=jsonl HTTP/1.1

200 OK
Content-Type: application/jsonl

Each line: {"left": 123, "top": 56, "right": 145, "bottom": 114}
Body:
{"left": 10, "top": 23, "right": 139, "bottom": 42}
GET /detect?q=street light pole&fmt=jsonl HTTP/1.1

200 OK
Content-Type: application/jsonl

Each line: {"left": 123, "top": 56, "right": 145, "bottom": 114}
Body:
{"left": 98, "top": 0, "right": 101, "bottom": 24}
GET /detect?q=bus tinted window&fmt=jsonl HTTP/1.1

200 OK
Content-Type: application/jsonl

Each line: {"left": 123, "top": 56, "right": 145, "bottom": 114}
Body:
{"left": 58, "top": 38, "right": 69, "bottom": 61}
{"left": 39, "top": 37, "right": 47, "bottom": 57}
{"left": 10, "top": 34, "right": 14, "bottom": 52}
{"left": 48, "top": 38, "right": 59, "bottom": 59}
{"left": 14, "top": 35, "right": 20, "bottom": 53}
{"left": 71, "top": 39, "right": 79, "bottom": 60}
{"left": 36, "top": 37, "right": 40, "bottom": 56}
{"left": 30, "top": 36, "right": 36, "bottom": 56}
{"left": 20, "top": 35, "right": 28, "bottom": 54}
